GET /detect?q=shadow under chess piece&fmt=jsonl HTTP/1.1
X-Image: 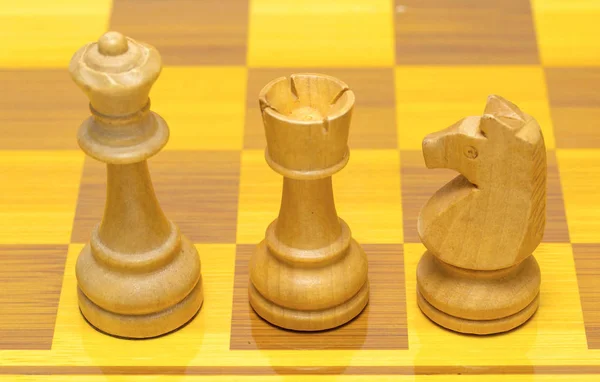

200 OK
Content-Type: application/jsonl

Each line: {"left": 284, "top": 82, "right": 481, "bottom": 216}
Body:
{"left": 416, "top": 95, "right": 546, "bottom": 335}
{"left": 69, "top": 31, "right": 203, "bottom": 338}
{"left": 249, "top": 73, "right": 369, "bottom": 331}
{"left": 248, "top": 298, "right": 369, "bottom": 350}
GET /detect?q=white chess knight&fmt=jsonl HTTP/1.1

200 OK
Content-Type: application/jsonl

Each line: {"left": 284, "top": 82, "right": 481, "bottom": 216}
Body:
{"left": 416, "top": 94, "right": 546, "bottom": 335}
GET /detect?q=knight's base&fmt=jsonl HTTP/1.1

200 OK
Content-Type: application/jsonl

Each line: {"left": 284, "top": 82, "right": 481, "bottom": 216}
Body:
{"left": 78, "top": 279, "right": 203, "bottom": 339}
{"left": 416, "top": 251, "right": 541, "bottom": 320}
{"left": 417, "top": 290, "right": 539, "bottom": 335}
{"left": 249, "top": 282, "right": 369, "bottom": 331}
{"left": 416, "top": 250, "right": 540, "bottom": 335}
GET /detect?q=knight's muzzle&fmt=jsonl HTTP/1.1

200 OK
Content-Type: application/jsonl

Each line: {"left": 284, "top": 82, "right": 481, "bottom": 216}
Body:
{"left": 422, "top": 132, "right": 447, "bottom": 169}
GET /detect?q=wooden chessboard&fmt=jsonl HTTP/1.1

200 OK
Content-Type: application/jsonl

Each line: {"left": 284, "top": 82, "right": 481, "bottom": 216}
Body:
{"left": 1, "top": 0, "right": 600, "bottom": 380}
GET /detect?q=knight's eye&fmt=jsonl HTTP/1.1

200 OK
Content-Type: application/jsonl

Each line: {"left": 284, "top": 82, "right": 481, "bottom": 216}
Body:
{"left": 464, "top": 146, "right": 478, "bottom": 159}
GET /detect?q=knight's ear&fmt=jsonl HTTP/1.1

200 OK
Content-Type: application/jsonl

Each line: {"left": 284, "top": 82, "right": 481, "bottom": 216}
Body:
{"left": 479, "top": 114, "right": 512, "bottom": 137}
{"left": 484, "top": 94, "right": 526, "bottom": 121}
{"left": 480, "top": 95, "right": 526, "bottom": 137}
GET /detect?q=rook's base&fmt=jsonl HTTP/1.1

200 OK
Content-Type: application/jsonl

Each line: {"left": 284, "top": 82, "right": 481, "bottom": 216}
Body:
{"left": 248, "top": 231, "right": 370, "bottom": 332}
{"left": 249, "top": 281, "right": 369, "bottom": 331}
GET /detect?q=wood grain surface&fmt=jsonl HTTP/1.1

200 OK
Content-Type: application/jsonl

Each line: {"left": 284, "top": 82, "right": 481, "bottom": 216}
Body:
{"left": 247, "top": 0, "right": 394, "bottom": 67}
{"left": 0, "top": 70, "right": 87, "bottom": 150}
{"left": 0, "top": 245, "right": 67, "bottom": 349}
{"left": 110, "top": 0, "right": 248, "bottom": 65}
{"left": 395, "top": 0, "right": 539, "bottom": 64}
{"left": 557, "top": 150, "right": 600, "bottom": 243}
{"left": 532, "top": 0, "right": 600, "bottom": 66}
{"left": 545, "top": 68, "right": 600, "bottom": 148}
{"left": 0, "top": 151, "right": 84, "bottom": 245}
{"left": 573, "top": 244, "right": 600, "bottom": 349}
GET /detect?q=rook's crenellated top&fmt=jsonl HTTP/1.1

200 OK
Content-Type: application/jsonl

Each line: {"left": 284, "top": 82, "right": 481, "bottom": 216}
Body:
{"left": 259, "top": 73, "right": 355, "bottom": 179}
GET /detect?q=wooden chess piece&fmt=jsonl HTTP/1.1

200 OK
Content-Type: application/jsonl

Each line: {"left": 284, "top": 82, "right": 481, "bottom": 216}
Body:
{"left": 249, "top": 73, "right": 369, "bottom": 331}
{"left": 416, "top": 95, "right": 546, "bottom": 335}
{"left": 69, "top": 31, "right": 203, "bottom": 338}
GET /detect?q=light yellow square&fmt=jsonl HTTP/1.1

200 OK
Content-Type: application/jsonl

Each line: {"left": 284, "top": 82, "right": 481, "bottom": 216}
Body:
{"left": 557, "top": 149, "right": 600, "bottom": 243}
{"left": 0, "top": 0, "right": 111, "bottom": 68}
{"left": 247, "top": 0, "right": 394, "bottom": 67}
{"left": 236, "top": 150, "right": 281, "bottom": 244}
{"left": 0, "top": 150, "right": 83, "bottom": 244}
{"left": 404, "top": 243, "right": 587, "bottom": 366}
{"left": 532, "top": 0, "right": 600, "bottom": 66}
{"left": 152, "top": 66, "right": 247, "bottom": 151}
{"left": 335, "top": 149, "right": 403, "bottom": 243}
{"left": 52, "top": 243, "right": 237, "bottom": 364}
{"left": 237, "top": 149, "right": 403, "bottom": 244}
{"left": 395, "top": 66, "right": 556, "bottom": 150}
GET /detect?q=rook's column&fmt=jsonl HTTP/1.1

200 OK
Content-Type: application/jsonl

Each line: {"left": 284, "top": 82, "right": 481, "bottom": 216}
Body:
{"left": 69, "top": 31, "right": 203, "bottom": 338}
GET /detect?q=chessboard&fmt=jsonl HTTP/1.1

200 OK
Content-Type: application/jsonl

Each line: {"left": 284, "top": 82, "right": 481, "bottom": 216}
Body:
{"left": 1, "top": 0, "right": 600, "bottom": 380}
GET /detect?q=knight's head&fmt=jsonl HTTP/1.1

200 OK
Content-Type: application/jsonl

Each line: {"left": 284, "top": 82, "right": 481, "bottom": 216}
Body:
{"left": 422, "top": 95, "right": 544, "bottom": 188}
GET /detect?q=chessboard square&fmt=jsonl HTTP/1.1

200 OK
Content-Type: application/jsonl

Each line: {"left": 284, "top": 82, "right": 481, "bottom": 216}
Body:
{"left": 395, "top": 66, "right": 556, "bottom": 150}
{"left": 348, "top": 108, "right": 397, "bottom": 149}
{"left": 110, "top": 0, "right": 248, "bottom": 65}
{"left": 243, "top": 107, "right": 265, "bottom": 149}
{"left": 0, "top": 151, "right": 83, "bottom": 244}
{"left": 72, "top": 151, "right": 240, "bottom": 244}
{"left": 230, "top": 244, "right": 408, "bottom": 350}
{"left": 0, "top": 244, "right": 67, "bottom": 349}
{"left": 551, "top": 108, "right": 600, "bottom": 149}
{"left": 244, "top": 68, "right": 397, "bottom": 149}
{"left": 247, "top": 0, "right": 394, "bottom": 67}
{"left": 399, "top": 150, "right": 569, "bottom": 243}
{"left": 395, "top": 0, "right": 539, "bottom": 65}
{"left": 545, "top": 68, "right": 600, "bottom": 148}
{"left": 544, "top": 68, "right": 600, "bottom": 108}
{"left": 556, "top": 149, "right": 600, "bottom": 243}
{"left": 572, "top": 243, "right": 600, "bottom": 349}
{"left": 532, "top": 0, "right": 600, "bottom": 66}
{"left": 153, "top": 66, "right": 247, "bottom": 151}
{"left": 0, "top": 70, "right": 88, "bottom": 150}
{"left": 404, "top": 243, "right": 587, "bottom": 361}
{"left": 236, "top": 150, "right": 281, "bottom": 244}
{"left": 52, "top": 243, "right": 236, "bottom": 359}
{"left": 0, "top": 0, "right": 111, "bottom": 68}
{"left": 335, "top": 150, "right": 403, "bottom": 244}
